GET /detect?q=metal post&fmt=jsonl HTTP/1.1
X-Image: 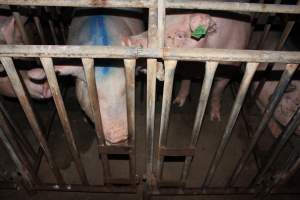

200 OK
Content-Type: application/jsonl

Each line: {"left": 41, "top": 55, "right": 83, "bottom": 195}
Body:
{"left": 124, "top": 59, "right": 136, "bottom": 186}
{"left": 156, "top": 60, "right": 177, "bottom": 180}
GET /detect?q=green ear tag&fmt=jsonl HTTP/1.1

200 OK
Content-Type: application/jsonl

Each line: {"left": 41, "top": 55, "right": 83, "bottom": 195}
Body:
{"left": 191, "top": 25, "right": 207, "bottom": 39}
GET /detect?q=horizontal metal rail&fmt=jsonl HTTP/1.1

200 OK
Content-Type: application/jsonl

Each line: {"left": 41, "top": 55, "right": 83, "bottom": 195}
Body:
{"left": 1, "top": 0, "right": 300, "bottom": 14}
{"left": 1, "top": 46, "right": 300, "bottom": 63}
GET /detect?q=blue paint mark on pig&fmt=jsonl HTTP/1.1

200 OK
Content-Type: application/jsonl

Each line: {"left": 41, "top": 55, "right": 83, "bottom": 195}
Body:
{"left": 88, "top": 16, "right": 112, "bottom": 77}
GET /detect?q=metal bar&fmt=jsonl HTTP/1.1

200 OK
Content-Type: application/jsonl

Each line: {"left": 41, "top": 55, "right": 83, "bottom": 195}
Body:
{"left": 33, "top": 17, "right": 46, "bottom": 45}
{"left": 1, "top": 0, "right": 300, "bottom": 14}
{"left": 48, "top": 20, "right": 59, "bottom": 45}
{"left": 1, "top": 45, "right": 300, "bottom": 63}
{"left": 0, "top": 112, "right": 37, "bottom": 187}
{"left": 124, "top": 59, "right": 136, "bottom": 186}
{"left": 251, "top": 107, "right": 300, "bottom": 186}
{"left": 228, "top": 64, "right": 299, "bottom": 186}
{"left": 159, "top": 147, "right": 195, "bottom": 156}
{"left": 12, "top": 12, "right": 29, "bottom": 44}
{"left": 0, "top": 0, "right": 153, "bottom": 8}
{"left": 202, "top": 62, "right": 259, "bottom": 188}
{"left": 81, "top": 58, "right": 111, "bottom": 183}
{"left": 0, "top": 57, "right": 65, "bottom": 185}
{"left": 40, "top": 57, "right": 89, "bottom": 185}
{"left": 165, "top": 0, "right": 300, "bottom": 14}
{"left": 0, "top": 99, "right": 37, "bottom": 162}
{"left": 146, "top": 3, "right": 159, "bottom": 187}
{"left": 181, "top": 61, "right": 218, "bottom": 185}
{"left": 146, "top": 58, "right": 157, "bottom": 182}
{"left": 156, "top": 60, "right": 177, "bottom": 180}
{"left": 34, "top": 183, "right": 136, "bottom": 193}
{"left": 98, "top": 145, "right": 133, "bottom": 154}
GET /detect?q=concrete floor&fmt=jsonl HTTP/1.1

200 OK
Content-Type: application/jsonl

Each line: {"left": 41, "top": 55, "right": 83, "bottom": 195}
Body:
{"left": 0, "top": 76, "right": 298, "bottom": 199}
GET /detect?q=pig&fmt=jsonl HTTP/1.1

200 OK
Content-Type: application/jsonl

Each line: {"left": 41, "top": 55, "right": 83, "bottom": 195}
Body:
{"left": 33, "top": 9, "right": 144, "bottom": 144}
{"left": 249, "top": 31, "right": 300, "bottom": 138}
{"left": 0, "top": 15, "right": 52, "bottom": 99}
{"left": 123, "top": 10, "right": 251, "bottom": 121}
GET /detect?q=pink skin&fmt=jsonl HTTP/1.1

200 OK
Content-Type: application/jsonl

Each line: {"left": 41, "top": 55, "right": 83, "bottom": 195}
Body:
{"left": 0, "top": 16, "right": 52, "bottom": 99}
{"left": 124, "top": 13, "right": 251, "bottom": 121}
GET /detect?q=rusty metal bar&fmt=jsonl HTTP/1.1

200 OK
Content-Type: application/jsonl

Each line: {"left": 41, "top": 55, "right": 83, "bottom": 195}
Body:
{"left": 81, "top": 58, "right": 111, "bottom": 184}
{"left": 40, "top": 57, "right": 89, "bottom": 185}
{"left": 228, "top": 63, "right": 299, "bottom": 186}
{"left": 0, "top": 0, "right": 153, "bottom": 8}
{"left": 124, "top": 59, "right": 136, "bottom": 186}
{"left": 165, "top": 0, "right": 300, "bottom": 14}
{"left": 146, "top": 58, "right": 157, "bottom": 181}
{"left": 156, "top": 60, "right": 177, "bottom": 179}
{"left": 0, "top": 111, "right": 37, "bottom": 187}
{"left": 202, "top": 62, "right": 259, "bottom": 188}
{"left": 1, "top": 57, "right": 65, "bottom": 185}
{"left": 1, "top": 45, "right": 300, "bottom": 64}
{"left": 181, "top": 61, "right": 218, "bottom": 185}
{"left": 33, "top": 17, "right": 46, "bottom": 45}
{"left": 251, "top": 106, "right": 300, "bottom": 186}
{"left": 12, "top": 12, "right": 29, "bottom": 44}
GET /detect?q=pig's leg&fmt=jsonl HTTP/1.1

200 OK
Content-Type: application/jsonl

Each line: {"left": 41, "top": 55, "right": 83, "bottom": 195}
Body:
{"left": 173, "top": 79, "right": 191, "bottom": 107}
{"left": 210, "top": 78, "right": 230, "bottom": 121}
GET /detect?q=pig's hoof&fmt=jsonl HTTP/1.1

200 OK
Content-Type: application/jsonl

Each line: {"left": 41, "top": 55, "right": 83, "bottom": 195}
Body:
{"left": 210, "top": 112, "right": 221, "bottom": 122}
{"left": 173, "top": 96, "right": 186, "bottom": 107}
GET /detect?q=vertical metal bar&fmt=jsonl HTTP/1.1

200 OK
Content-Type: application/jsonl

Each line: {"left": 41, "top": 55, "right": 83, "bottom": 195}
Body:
{"left": 146, "top": 1, "right": 159, "bottom": 185}
{"left": 33, "top": 17, "right": 46, "bottom": 45}
{"left": 156, "top": 60, "right": 177, "bottom": 180}
{"left": 181, "top": 61, "right": 218, "bottom": 185}
{"left": 251, "top": 106, "right": 300, "bottom": 186}
{"left": 40, "top": 57, "right": 89, "bottom": 185}
{"left": 157, "top": 0, "right": 165, "bottom": 48}
{"left": 228, "top": 64, "right": 299, "bottom": 186}
{"left": 0, "top": 109, "right": 37, "bottom": 187}
{"left": 81, "top": 58, "right": 111, "bottom": 184}
{"left": 124, "top": 59, "right": 136, "bottom": 186}
{"left": 0, "top": 57, "right": 65, "bottom": 185}
{"left": 0, "top": 99, "right": 37, "bottom": 162}
{"left": 146, "top": 58, "right": 157, "bottom": 181}
{"left": 48, "top": 20, "right": 59, "bottom": 45}
{"left": 202, "top": 62, "right": 259, "bottom": 188}
{"left": 12, "top": 12, "right": 30, "bottom": 44}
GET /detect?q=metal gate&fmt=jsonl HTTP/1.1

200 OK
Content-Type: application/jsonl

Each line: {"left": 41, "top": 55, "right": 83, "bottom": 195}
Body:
{"left": 0, "top": 0, "right": 300, "bottom": 199}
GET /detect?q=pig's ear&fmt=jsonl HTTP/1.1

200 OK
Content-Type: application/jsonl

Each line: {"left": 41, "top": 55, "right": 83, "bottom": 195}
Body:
{"left": 189, "top": 14, "right": 216, "bottom": 34}
{"left": 122, "top": 32, "right": 148, "bottom": 48}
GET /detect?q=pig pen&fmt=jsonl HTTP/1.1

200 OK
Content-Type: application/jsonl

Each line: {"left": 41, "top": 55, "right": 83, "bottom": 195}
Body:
{"left": 0, "top": 1, "right": 300, "bottom": 200}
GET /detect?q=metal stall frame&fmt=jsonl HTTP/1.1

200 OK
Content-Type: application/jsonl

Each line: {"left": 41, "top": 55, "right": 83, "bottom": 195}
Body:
{"left": 0, "top": 0, "right": 299, "bottom": 199}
